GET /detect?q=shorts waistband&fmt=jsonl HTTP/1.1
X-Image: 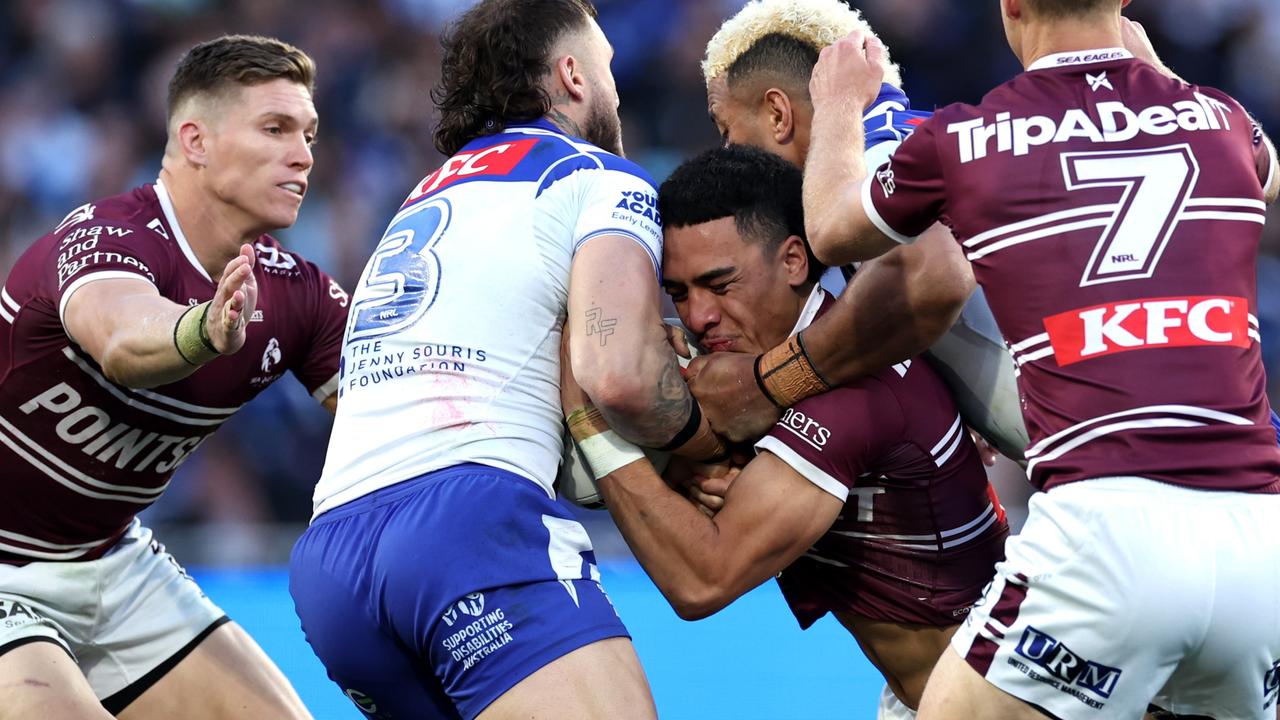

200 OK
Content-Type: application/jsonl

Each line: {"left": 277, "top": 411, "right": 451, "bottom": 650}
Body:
{"left": 312, "top": 463, "right": 538, "bottom": 523}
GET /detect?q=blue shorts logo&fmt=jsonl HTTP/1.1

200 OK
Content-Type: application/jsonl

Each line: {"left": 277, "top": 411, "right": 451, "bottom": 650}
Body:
{"left": 1016, "top": 626, "right": 1122, "bottom": 699}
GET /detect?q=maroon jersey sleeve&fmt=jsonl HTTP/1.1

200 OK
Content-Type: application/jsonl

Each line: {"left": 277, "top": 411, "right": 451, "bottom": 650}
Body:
{"left": 290, "top": 260, "right": 348, "bottom": 401}
{"left": 754, "top": 381, "right": 904, "bottom": 501}
{"left": 49, "top": 209, "right": 172, "bottom": 329}
{"left": 862, "top": 116, "right": 949, "bottom": 244}
{"left": 1197, "top": 87, "right": 1276, "bottom": 192}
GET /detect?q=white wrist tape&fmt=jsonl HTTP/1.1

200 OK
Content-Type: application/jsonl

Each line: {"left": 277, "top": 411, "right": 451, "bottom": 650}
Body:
{"left": 576, "top": 429, "right": 646, "bottom": 479}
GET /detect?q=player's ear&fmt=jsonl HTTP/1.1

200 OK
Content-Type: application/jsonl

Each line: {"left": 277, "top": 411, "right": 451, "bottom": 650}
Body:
{"left": 764, "top": 88, "right": 795, "bottom": 144}
{"left": 553, "top": 54, "right": 587, "bottom": 103}
{"left": 1004, "top": 0, "right": 1024, "bottom": 21}
{"left": 779, "top": 235, "right": 810, "bottom": 288}
{"left": 177, "top": 120, "right": 210, "bottom": 168}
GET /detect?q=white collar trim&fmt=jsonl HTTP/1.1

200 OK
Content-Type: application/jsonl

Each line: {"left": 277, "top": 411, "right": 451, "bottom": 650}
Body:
{"left": 153, "top": 178, "right": 213, "bottom": 283}
{"left": 1027, "top": 47, "right": 1133, "bottom": 72}
{"left": 789, "top": 286, "right": 827, "bottom": 336}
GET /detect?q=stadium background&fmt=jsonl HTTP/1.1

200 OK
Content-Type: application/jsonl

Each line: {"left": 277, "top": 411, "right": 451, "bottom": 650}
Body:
{"left": 2, "top": 0, "right": 1278, "bottom": 717}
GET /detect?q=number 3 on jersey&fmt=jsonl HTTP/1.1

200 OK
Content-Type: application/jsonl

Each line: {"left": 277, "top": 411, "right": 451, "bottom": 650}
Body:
{"left": 1062, "top": 144, "right": 1198, "bottom": 287}
{"left": 348, "top": 198, "right": 452, "bottom": 341}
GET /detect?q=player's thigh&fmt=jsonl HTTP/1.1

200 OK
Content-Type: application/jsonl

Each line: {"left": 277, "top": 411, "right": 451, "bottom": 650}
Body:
{"left": 918, "top": 645, "right": 1045, "bottom": 720}
{"left": 0, "top": 640, "right": 113, "bottom": 720}
{"left": 477, "top": 637, "right": 654, "bottom": 720}
{"left": 836, "top": 612, "right": 957, "bottom": 709}
{"left": 115, "top": 622, "right": 309, "bottom": 720}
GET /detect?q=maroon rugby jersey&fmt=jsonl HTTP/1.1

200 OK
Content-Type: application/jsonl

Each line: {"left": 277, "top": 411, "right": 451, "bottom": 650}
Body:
{"left": 0, "top": 181, "right": 348, "bottom": 563}
{"left": 756, "top": 290, "right": 1008, "bottom": 628}
{"left": 863, "top": 48, "right": 1280, "bottom": 493}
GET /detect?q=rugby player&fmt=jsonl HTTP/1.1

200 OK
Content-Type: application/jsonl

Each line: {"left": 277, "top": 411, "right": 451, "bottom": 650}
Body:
{"left": 795, "top": 1, "right": 1280, "bottom": 717}
{"left": 289, "top": 1, "right": 721, "bottom": 718}
{"left": 688, "top": 0, "right": 1029, "bottom": 464}
{"left": 560, "top": 144, "right": 1008, "bottom": 719}
{"left": 0, "top": 35, "right": 346, "bottom": 719}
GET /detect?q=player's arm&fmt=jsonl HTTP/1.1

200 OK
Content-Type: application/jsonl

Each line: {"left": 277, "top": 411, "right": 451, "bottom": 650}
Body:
{"left": 562, "top": 365, "right": 839, "bottom": 619}
{"left": 63, "top": 244, "right": 258, "bottom": 388}
{"left": 803, "top": 32, "right": 900, "bottom": 266}
{"left": 569, "top": 237, "right": 721, "bottom": 457}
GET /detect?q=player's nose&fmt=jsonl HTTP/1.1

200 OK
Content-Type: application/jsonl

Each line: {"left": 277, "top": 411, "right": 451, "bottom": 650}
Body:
{"left": 288, "top": 134, "right": 314, "bottom": 172}
{"left": 685, "top": 290, "right": 720, "bottom": 334}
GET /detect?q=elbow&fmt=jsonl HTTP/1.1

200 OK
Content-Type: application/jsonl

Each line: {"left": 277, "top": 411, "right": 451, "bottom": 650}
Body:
{"left": 579, "top": 370, "right": 651, "bottom": 420}
{"left": 806, "top": 216, "right": 845, "bottom": 268}
{"left": 666, "top": 584, "right": 732, "bottom": 622}
{"left": 98, "top": 346, "right": 148, "bottom": 389}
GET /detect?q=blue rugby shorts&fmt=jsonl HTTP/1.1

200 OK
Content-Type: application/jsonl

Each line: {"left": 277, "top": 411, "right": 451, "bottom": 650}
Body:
{"left": 289, "top": 463, "right": 628, "bottom": 719}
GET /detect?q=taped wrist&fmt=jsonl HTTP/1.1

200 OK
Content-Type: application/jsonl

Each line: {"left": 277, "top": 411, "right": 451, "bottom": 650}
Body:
{"left": 566, "top": 406, "right": 646, "bottom": 479}
{"left": 174, "top": 302, "right": 219, "bottom": 366}
{"left": 659, "top": 402, "right": 726, "bottom": 462}
{"left": 755, "top": 333, "right": 832, "bottom": 408}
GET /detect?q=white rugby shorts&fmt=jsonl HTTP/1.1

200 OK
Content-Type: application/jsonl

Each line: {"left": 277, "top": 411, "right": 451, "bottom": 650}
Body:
{"left": 0, "top": 520, "right": 226, "bottom": 711}
{"left": 951, "top": 477, "right": 1280, "bottom": 719}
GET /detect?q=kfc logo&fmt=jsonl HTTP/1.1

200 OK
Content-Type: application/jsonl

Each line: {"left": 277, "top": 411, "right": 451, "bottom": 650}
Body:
{"left": 403, "top": 139, "right": 538, "bottom": 205}
{"left": 1043, "top": 295, "right": 1250, "bottom": 366}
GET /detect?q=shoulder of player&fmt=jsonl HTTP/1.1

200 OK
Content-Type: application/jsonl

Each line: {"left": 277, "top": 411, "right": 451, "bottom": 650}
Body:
{"left": 522, "top": 134, "right": 656, "bottom": 191}
{"left": 45, "top": 185, "right": 165, "bottom": 242}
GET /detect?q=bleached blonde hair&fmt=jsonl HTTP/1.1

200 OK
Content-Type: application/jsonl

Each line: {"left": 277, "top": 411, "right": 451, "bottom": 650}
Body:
{"left": 702, "top": 0, "right": 903, "bottom": 90}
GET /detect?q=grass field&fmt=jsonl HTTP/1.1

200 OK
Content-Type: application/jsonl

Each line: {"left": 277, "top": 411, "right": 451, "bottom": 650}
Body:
{"left": 197, "top": 560, "right": 883, "bottom": 720}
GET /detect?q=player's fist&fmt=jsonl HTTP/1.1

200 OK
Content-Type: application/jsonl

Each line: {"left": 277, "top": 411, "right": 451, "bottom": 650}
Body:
{"left": 685, "top": 351, "right": 783, "bottom": 443}
{"left": 810, "top": 30, "right": 887, "bottom": 116}
{"left": 207, "top": 243, "right": 258, "bottom": 355}
{"left": 1121, "top": 17, "right": 1179, "bottom": 81}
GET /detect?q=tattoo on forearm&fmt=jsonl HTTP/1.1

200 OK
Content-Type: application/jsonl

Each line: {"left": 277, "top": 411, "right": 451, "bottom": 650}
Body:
{"left": 585, "top": 306, "right": 617, "bottom": 346}
{"left": 546, "top": 107, "right": 583, "bottom": 139}
{"left": 602, "top": 355, "right": 693, "bottom": 446}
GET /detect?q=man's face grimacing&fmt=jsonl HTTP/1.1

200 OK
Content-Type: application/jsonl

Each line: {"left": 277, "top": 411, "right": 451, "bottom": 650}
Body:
{"left": 202, "top": 78, "right": 318, "bottom": 233}
{"left": 662, "top": 216, "right": 813, "bottom": 356}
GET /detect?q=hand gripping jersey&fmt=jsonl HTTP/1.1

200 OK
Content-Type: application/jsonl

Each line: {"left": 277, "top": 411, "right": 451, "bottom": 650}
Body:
{"left": 313, "top": 120, "right": 663, "bottom": 515}
{"left": 863, "top": 49, "right": 1280, "bottom": 492}
{"left": 0, "top": 181, "right": 348, "bottom": 563}
{"left": 756, "top": 288, "right": 1008, "bottom": 627}
{"left": 827, "top": 85, "right": 1030, "bottom": 462}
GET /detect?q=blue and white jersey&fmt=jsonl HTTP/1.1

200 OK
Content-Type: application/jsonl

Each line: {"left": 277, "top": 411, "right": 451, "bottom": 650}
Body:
{"left": 313, "top": 120, "right": 663, "bottom": 516}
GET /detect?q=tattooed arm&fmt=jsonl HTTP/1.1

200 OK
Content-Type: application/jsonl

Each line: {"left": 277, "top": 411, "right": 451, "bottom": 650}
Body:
{"left": 568, "top": 236, "right": 693, "bottom": 447}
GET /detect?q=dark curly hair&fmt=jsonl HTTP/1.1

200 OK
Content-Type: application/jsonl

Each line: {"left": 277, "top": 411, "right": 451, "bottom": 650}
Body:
{"left": 432, "top": 0, "right": 598, "bottom": 156}
{"left": 659, "top": 144, "right": 826, "bottom": 284}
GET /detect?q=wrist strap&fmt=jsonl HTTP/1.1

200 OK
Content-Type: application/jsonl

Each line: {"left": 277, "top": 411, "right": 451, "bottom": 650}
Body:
{"left": 174, "top": 302, "right": 219, "bottom": 366}
{"left": 567, "top": 405, "right": 645, "bottom": 480}
{"left": 756, "top": 333, "right": 832, "bottom": 408}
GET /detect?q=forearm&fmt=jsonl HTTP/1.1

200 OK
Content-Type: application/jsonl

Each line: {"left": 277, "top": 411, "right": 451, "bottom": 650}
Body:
{"left": 803, "top": 96, "right": 870, "bottom": 266}
{"left": 99, "top": 301, "right": 207, "bottom": 388}
{"left": 590, "top": 326, "right": 694, "bottom": 448}
{"left": 598, "top": 460, "right": 738, "bottom": 620}
{"left": 802, "top": 226, "right": 972, "bottom": 387}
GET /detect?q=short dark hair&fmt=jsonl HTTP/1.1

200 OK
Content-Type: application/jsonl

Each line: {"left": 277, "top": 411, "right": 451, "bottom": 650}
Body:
{"left": 659, "top": 144, "right": 825, "bottom": 284}
{"left": 431, "top": 0, "right": 598, "bottom": 156}
{"left": 726, "top": 32, "right": 818, "bottom": 95}
{"left": 167, "top": 35, "right": 316, "bottom": 121}
{"left": 1025, "top": 0, "right": 1117, "bottom": 19}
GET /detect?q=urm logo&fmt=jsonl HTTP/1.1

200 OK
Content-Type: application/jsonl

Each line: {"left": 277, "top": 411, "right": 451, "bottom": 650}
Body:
{"left": 1016, "top": 626, "right": 1122, "bottom": 699}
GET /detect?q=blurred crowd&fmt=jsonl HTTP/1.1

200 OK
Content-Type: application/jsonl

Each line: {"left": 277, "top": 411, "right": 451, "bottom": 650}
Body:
{"left": 3, "top": 0, "right": 1280, "bottom": 549}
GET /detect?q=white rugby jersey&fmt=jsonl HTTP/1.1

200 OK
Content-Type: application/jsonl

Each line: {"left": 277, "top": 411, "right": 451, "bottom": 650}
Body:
{"left": 313, "top": 120, "right": 663, "bottom": 515}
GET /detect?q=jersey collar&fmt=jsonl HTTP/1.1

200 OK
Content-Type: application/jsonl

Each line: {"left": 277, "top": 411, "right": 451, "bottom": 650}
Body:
{"left": 788, "top": 285, "right": 827, "bottom": 336}
{"left": 153, "top": 178, "right": 214, "bottom": 283}
{"left": 1027, "top": 47, "right": 1133, "bottom": 72}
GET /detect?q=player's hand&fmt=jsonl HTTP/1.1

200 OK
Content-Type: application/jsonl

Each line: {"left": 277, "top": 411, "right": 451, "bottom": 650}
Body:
{"left": 1121, "top": 17, "right": 1179, "bottom": 81}
{"left": 207, "top": 244, "right": 258, "bottom": 354}
{"left": 810, "top": 30, "right": 887, "bottom": 117}
{"left": 689, "top": 465, "right": 741, "bottom": 518}
{"left": 685, "top": 352, "right": 783, "bottom": 443}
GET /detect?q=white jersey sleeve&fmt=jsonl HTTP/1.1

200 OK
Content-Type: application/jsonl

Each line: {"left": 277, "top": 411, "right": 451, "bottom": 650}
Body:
{"left": 569, "top": 167, "right": 663, "bottom": 279}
